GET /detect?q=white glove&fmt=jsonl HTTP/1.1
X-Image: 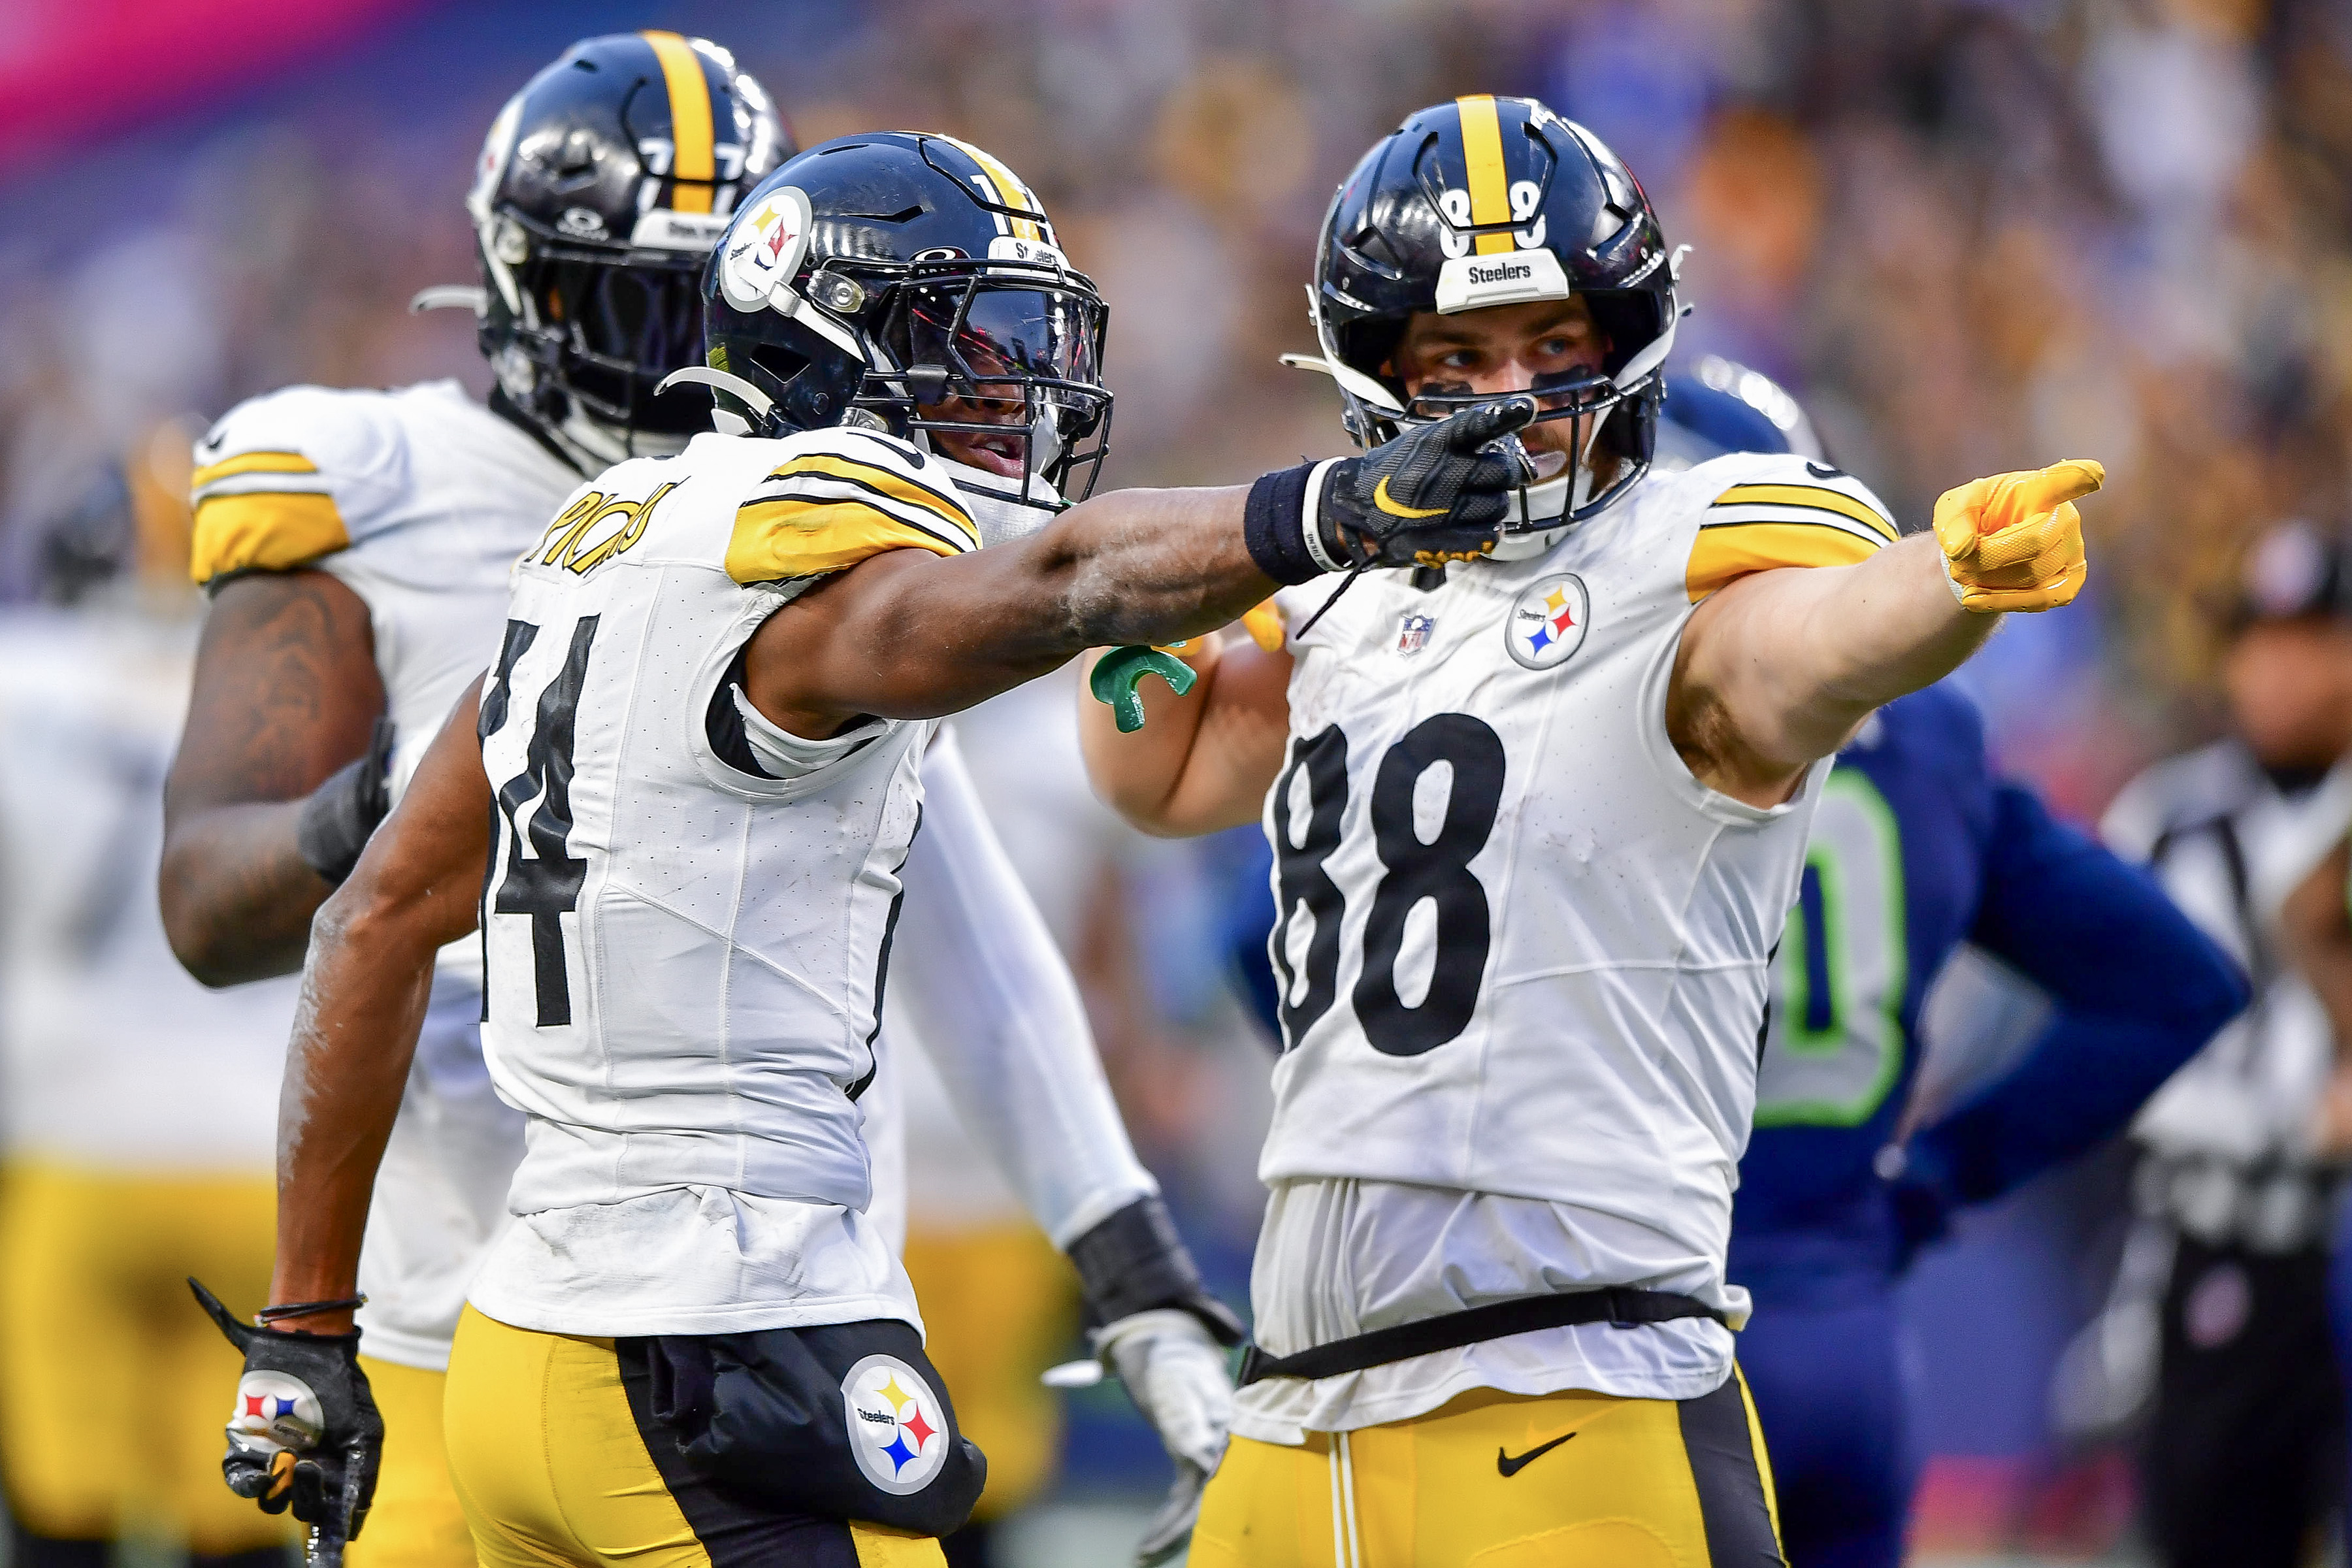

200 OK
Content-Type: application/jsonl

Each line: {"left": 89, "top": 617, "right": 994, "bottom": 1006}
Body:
{"left": 1098, "top": 1307, "right": 1235, "bottom": 1565}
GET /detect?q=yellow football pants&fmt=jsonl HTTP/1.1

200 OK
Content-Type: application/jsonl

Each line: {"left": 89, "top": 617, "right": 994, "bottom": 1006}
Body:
{"left": 347, "top": 1358, "right": 474, "bottom": 1568}
{"left": 1191, "top": 1374, "right": 1785, "bottom": 1568}
{"left": 445, "top": 1305, "right": 941, "bottom": 1567}
{"left": 900, "top": 1223, "right": 1077, "bottom": 1522}
{"left": 0, "top": 1161, "right": 295, "bottom": 1554}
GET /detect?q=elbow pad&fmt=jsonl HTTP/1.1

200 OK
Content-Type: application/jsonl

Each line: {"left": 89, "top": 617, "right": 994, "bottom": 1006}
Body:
{"left": 1066, "top": 1194, "right": 1245, "bottom": 1347}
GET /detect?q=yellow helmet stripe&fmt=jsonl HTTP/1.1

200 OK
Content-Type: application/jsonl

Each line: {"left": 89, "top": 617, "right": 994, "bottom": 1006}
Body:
{"left": 644, "top": 31, "right": 716, "bottom": 214}
{"left": 941, "top": 135, "right": 1044, "bottom": 244}
{"left": 1455, "top": 95, "right": 1514, "bottom": 256}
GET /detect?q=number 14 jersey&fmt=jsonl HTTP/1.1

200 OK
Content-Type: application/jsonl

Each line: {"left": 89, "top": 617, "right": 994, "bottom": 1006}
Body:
{"left": 1247, "top": 451, "right": 1895, "bottom": 1422}
{"left": 467, "top": 426, "right": 981, "bottom": 1338}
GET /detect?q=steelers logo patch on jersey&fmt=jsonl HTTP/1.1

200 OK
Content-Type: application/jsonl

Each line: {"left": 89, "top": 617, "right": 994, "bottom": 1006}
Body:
{"left": 227, "top": 1371, "right": 323, "bottom": 1452}
{"left": 1505, "top": 572, "right": 1589, "bottom": 670}
{"left": 841, "top": 1354, "right": 951, "bottom": 1495}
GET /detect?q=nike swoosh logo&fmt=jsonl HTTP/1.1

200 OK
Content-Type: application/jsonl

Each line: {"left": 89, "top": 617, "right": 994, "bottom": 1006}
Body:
{"left": 1496, "top": 1431, "right": 1576, "bottom": 1477}
{"left": 1373, "top": 476, "right": 1448, "bottom": 519}
{"left": 1805, "top": 460, "right": 1848, "bottom": 480}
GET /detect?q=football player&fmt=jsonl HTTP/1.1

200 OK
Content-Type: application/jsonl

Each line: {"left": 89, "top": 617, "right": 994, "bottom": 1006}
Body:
{"left": 1673, "top": 371, "right": 2248, "bottom": 1568}
{"left": 161, "top": 36, "right": 792, "bottom": 1566}
{"left": 201, "top": 123, "right": 1524, "bottom": 1567}
{"left": 1077, "top": 97, "right": 2102, "bottom": 1565}
{"left": 172, "top": 44, "right": 1244, "bottom": 1568}
{"left": 0, "top": 453, "right": 301, "bottom": 1568}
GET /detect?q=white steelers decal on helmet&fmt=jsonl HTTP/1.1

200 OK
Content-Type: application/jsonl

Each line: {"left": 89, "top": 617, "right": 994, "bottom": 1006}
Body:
{"left": 719, "top": 185, "right": 812, "bottom": 312}
{"left": 840, "top": 1354, "right": 950, "bottom": 1495}
{"left": 227, "top": 1371, "right": 323, "bottom": 1452}
{"left": 1505, "top": 572, "right": 1590, "bottom": 670}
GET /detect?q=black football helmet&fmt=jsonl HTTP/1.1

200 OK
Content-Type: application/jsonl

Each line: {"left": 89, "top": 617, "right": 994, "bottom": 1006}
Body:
{"left": 1293, "top": 96, "right": 1685, "bottom": 543}
{"left": 461, "top": 32, "right": 791, "bottom": 470}
{"left": 687, "top": 132, "right": 1111, "bottom": 512}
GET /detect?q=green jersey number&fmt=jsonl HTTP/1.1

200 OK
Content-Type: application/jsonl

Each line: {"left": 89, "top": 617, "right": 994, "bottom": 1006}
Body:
{"left": 1756, "top": 769, "right": 1908, "bottom": 1127}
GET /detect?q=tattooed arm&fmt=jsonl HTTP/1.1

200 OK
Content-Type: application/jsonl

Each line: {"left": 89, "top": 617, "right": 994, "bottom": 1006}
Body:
{"left": 160, "top": 572, "right": 385, "bottom": 986}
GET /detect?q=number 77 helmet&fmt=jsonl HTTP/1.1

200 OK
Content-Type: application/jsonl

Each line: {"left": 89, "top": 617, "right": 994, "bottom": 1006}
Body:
{"left": 1294, "top": 96, "right": 1685, "bottom": 542}
{"left": 462, "top": 32, "right": 792, "bottom": 472}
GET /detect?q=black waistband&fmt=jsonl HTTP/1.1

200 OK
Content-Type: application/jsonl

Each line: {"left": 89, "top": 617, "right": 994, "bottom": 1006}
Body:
{"left": 1235, "top": 1288, "right": 1727, "bottom": 1386}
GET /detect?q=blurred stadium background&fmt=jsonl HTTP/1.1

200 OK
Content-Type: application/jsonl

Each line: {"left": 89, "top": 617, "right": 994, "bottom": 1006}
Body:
{"left": 5, "top": 0, "right": 2349, "bottom": 1562}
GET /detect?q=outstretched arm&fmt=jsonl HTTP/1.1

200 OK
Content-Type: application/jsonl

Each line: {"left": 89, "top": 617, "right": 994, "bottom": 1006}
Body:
{"left": 263, "top": 680, "right": 490, "bottom": 1334}
{"left": 745, "top": 400, "right": 1536, "bottom": 739}
{"left": 1673, "top": 461, "right": 2101, "bottom": 807}
{"left": 161, "top": 572, "right": 386, "bottom": 984}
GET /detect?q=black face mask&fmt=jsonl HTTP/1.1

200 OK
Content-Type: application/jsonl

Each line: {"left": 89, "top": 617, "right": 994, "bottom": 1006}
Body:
{"left": 537, "top": 260, "right": 710, "bottom": 436}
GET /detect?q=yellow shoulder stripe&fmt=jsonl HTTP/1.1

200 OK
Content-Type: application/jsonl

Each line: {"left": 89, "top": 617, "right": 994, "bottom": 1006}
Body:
{"left": 727, "top": 500, "right": 968, "bottom": 585}
{"left": 189, "top": 493, "right": 349, "bottom": 584}
{"left": 764, "top": 453, "right": 978, "bottom": 546}
{"left": 1686, "top": 520, "right": 1877, "bottom": 602}
{"left": 190, "top": 450, "right": 319, "bottom": 490}
{"left": 1710, "top": 483, "right": 1897, "bottom": 543}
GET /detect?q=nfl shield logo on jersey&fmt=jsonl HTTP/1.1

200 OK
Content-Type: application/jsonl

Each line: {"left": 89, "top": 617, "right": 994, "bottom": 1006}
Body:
{"left": 841, "top": 1354, "right": 950, "bottom": 1495}
{"left": 1396, "top": 612, "right": 1436, "bottom": 656}
{"left": 1506, "top": 572, "right": 1590, "bottom": 670}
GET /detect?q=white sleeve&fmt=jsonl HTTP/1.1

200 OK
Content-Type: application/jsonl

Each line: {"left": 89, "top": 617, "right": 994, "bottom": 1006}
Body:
{"left": 891, "top": 728, "right": 1156, "bottom": 1248}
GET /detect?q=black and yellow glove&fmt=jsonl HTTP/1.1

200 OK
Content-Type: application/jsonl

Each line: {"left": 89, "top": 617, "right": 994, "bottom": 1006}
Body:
{"left": 191, "top": 1279, "right": 382, "bottom": 1562}
{"left": 1245, "top": 397, "right": 1539, "bottom": 581}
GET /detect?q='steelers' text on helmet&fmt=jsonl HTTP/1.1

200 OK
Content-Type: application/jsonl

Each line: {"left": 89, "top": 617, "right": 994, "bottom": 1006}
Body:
{"left": 1299, "top": 95, "right": 1686, "bottom": 542}
{"left": 693, "top": 133, "right": 1112, "bottom": 513}
{"left": 466, "top": 31, "right": 792, "bottom": 472}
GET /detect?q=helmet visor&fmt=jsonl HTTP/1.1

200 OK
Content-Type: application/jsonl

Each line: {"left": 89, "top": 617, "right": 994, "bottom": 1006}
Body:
{"left": 902, "top": 282, "right": 1102, "bottom": 402}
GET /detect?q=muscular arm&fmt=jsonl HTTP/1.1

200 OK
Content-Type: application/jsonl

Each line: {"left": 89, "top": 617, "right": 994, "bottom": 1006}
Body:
{"left": 264, "top": 681, "right": 488, "bottom": 1332}
{"left": 1670, "top": 535, "right": 1997, "bottom": 807}
{"left": 747, "top": 486, "right": 1277, "bottom": 737}
{"left": 1077, "top": 629, "right": 1294, "bottom": 836}
{"left": 160, "top": 571, "right": 385, "bottom": 985}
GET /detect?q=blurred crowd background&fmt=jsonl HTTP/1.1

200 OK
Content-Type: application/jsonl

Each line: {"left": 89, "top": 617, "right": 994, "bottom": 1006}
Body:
{"left": 7, "top": 0, "right": 2351, "bottom": 1561}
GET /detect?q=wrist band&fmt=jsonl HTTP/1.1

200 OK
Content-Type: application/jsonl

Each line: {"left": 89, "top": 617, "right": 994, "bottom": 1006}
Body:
{"left": 1298, "top": 459, "right": 1348, "bottom": 575}
{"left": 255, "top": 1295, "right": 368, "bottom": 1325}
{"left": 1243, "top": 465, "right": 1322, "bottom": 585}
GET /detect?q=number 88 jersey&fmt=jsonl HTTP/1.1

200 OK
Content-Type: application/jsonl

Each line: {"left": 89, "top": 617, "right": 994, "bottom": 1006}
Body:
{"left": 1259, "top": 452, "right": 1895, "bottom": 1255}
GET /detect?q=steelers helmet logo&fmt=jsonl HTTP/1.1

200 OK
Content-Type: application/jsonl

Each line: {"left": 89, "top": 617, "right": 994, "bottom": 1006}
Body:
{"left": 227, "top": 1371, "right": 323, "bottom": 1452}
{"left": 1505, "top": 572, "right": 1589, "bottom": 670}
{"left": 840, "top": 1354, "right": 950, "bottom": 1495}
{"left": 719, "top": 185, "right": 812, "bottom": 312}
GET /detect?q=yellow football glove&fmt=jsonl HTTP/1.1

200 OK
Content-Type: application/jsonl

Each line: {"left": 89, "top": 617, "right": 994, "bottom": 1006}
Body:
{"left": 1931, "top": 458, "right": 2103, "bottom": 613}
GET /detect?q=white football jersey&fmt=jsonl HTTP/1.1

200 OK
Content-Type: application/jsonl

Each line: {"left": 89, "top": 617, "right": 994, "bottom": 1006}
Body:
{"left": 465, "top": 426, "right": 989, "bottom": 1337}
{"left": 190, "top": 380, "right": 574, "bottom": 1367}
{"left": 0, "top": 607, "right": 297, "bottom": 1170}
{"left": 1239, "top": 451, "right": 1896, "bottom": 1434}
